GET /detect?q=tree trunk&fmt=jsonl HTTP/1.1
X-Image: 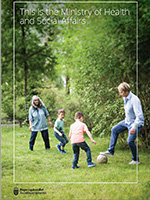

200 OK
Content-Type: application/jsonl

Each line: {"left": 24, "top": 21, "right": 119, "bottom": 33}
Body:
{"left": 24, "top": 61, "right": 28, "bottom": 110}
{"left": 66, "top": 75, "right": 70, "bottom": 95}
{"left": 21, "top": 25, "right": 28, "bottom": 110}
{"left": 19, "top": 120, "right": 22, "bottom": 128}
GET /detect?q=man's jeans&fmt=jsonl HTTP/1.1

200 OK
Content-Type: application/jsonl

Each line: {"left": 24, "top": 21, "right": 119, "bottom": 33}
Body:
{"left": 54, "top": 131, "right": 69, "bottom": 147}
{"left": 72, "top": 141, "right": 92, "bottom": 166}
{"left": 108, "top": 120, "right": 142, "bottom": 161}
{"left": 29, "top": 129, "right": 50, "bottom": 150}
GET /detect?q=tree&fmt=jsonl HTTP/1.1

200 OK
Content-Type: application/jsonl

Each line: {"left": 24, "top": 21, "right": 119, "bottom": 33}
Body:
{"left": 1, "top": 1, "right": 57, "bottom": 121}
{"left": 51, "top": 1, "right": 150, "bottom": 146}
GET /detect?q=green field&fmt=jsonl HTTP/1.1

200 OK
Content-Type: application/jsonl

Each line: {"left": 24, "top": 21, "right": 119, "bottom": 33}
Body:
{"left": 1, "top": 126, "right": 150, "bottom": 200}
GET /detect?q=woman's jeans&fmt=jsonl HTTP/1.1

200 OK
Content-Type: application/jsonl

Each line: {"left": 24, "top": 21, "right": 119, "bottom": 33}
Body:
{"left": 72, "top": 141, "right": 92, "bottom": 166}
{"left": 108, "top": 120, "right": 143, "bottom": 161}
{"left": 29, "top": 129, "right": 50, "bottom": 150}
{"left": 54, "top": 131, "right": 69, "bottom": 147}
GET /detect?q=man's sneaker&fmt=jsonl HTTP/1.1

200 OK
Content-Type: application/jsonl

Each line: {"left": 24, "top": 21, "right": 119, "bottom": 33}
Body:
{"left": 129, "top": 160, "right": 140, "bottom": 165}
{"left": 72, "top": 165, "right": 80, "bottom": 169}
{"left": 62, "top": 150, "right": 67, "bottom": 154}
{"left": 88, "top": 162, "right": 96, "bottom": 167}
{"left": 100, "top": 151, "right": 113, "bottom": 156}
{"left": 56, "top": 145, "right": 62, "bottom": 153}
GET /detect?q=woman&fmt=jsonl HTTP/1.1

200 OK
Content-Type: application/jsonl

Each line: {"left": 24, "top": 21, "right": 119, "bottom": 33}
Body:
{"left": 29, "top": 95, "right": 53, "bottom": 151}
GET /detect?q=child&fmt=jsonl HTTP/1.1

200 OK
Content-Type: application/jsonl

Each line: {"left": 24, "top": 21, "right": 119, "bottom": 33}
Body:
{"left": 69, "top": 112, "right": 96, "bottom": 169}
{"left": 54, "top": 109, "right": 69, "bottom": 153}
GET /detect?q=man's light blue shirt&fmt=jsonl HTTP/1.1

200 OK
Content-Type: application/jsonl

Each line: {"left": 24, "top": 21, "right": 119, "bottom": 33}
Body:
{"left": 29, "top": 106, "right": 49, "bottom": 131}
{"left": 123, "top": 92, "right": 144, "bottom": 129}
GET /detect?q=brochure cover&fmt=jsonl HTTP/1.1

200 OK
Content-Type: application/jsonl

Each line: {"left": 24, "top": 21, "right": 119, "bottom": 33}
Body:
{"left": 1, "top": 0, "right": 150, "bottom": 199}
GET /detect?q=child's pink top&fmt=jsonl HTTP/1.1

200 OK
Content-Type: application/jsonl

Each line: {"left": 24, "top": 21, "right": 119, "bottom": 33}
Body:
{"left": 69, "top": 120, "right": 89, "bottom": 144}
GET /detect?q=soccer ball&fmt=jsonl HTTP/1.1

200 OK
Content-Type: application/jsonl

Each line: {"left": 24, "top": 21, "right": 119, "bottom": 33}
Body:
{"left": 97, "top": 154, "right": 108, "bottom": 164}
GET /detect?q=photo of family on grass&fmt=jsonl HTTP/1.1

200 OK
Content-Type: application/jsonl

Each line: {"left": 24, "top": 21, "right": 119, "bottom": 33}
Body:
{"left": 1, "top": 0, "right": 150, "bottom": 200}
{"left": 28, "top": 81, "right": 144, "bottom": 168}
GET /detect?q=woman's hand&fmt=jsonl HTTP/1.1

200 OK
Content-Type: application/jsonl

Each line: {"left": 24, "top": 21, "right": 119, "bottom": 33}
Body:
{"left": 48, "top": 121, "right": 53, "bottom": 127}
{"left": 29, "top": 126, "right": 32, "bottom": 131}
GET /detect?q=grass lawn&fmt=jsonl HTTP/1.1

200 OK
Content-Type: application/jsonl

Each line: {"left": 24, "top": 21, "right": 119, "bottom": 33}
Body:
{"left": 1, "top": 126, "right": 150, "bottom": 200}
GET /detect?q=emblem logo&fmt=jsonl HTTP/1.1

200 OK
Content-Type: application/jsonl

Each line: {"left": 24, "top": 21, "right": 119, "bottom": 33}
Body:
{"left": 14, "top": 187, "right": 19, "bottom": 195}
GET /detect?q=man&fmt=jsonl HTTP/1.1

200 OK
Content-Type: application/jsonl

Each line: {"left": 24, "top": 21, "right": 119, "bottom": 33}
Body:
{"left": 100, "top": 82, "right": 144, "bottom": 164}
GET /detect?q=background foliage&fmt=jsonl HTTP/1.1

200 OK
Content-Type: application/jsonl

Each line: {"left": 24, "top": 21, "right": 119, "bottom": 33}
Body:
{"left": 1, "top": 0, "right": 150, "bottom": 148}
